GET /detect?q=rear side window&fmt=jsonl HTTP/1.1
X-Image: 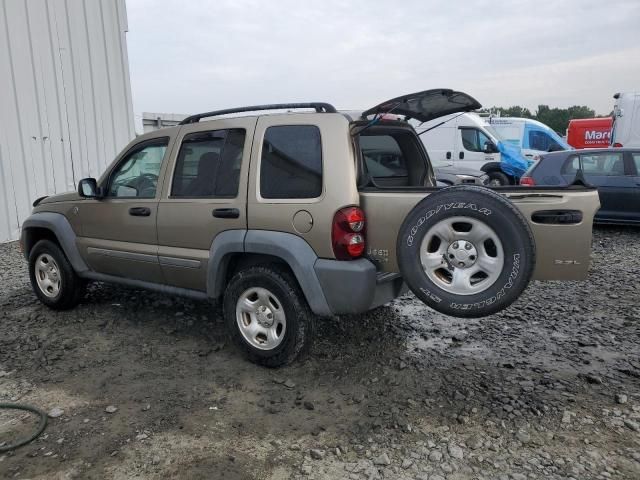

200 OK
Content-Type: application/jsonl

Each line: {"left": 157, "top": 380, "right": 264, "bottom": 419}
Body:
{"left": 632, "top": 153, "right": 640, "bottom": 174}
{"left": 360, "top": 135, "right": 408, "bottom": 178}
{"left": 562, "top": 152, "right": 624, "bottom": 176}
{"left": 260, "top": 125, "right": 322, "bottom": 199}
{"left": 171, "top": 129, "right": 245, "bottom": 197}
{"left": 580, "top": 153, "right": 624, "bottom": 176}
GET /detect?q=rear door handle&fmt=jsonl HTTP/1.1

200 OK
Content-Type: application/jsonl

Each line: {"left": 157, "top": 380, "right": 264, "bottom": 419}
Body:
{"left": 459, "top": 151, "right": 464, "bottom": 159}
{"left": 446, "top": 151, "right": 451, "bottom": 160}
{"left": 129, "top": 207, "right": 151, "bottom": 217}
{"left": 213, "top": 208, "right": 240, "bottom": 219}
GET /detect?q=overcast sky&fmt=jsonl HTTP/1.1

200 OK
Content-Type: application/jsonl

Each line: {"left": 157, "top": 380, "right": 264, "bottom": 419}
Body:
{"left": 126, "top": 0, "right": 640, "bottom": 119}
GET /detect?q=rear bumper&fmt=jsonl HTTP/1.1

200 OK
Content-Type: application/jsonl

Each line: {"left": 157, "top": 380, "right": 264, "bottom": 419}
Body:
{"left": 314, "top": 258, "right": 407, "bottom": 315}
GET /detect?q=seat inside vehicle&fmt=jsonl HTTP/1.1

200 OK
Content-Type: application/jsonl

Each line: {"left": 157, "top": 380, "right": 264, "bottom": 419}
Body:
{"left": 358, "top": 127, "right": 429, "bottom": 188}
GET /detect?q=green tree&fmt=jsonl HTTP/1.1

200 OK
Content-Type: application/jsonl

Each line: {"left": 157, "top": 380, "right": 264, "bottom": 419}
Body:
{"left": 480, "top": 104, "right": 597, "bottom": 133}
{"left": 535, "top": 105, "right": 595, "bottom": 133}
{"left": 480, "top": 106, "right": 533, "bottom": 118}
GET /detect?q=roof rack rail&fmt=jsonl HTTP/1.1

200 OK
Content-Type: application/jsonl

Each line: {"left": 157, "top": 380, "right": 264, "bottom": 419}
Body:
{"left": 178, "top": 103, "right": 337, "bottom": 125}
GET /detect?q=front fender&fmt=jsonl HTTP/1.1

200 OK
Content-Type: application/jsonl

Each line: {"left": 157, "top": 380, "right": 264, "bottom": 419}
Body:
{"left": 21, "top": 212, "right": 89, "bottom": 273}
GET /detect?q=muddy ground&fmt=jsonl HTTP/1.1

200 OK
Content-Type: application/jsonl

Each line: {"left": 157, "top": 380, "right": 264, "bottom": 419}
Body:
{"left": 1, "top": 226, "right": 639, "bottom": 480}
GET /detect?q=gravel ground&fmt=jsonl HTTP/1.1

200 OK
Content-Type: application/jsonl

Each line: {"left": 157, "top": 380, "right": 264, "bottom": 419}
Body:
{"left": 1, "top": 226, "right": 639, "bottom": 480}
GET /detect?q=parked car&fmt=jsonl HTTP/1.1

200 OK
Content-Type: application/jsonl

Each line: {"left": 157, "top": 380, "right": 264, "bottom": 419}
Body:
{"left": 521, "top": 148, "right": 640, "bottom": 224}
{"left": 566, "top": 117, "right": 612, "bottom": 149}
{"left": 20, "top": 89, "right": 600, "bottom": 367}
{"left": 611, "top": 92, "right": 640, "bottom": 148}
{"left": 433, "top": 164, "right": 489, "bottom": 186}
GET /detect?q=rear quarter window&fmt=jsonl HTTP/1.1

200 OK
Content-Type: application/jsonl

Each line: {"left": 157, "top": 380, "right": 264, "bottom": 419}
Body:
{"left": 260, "top": 125, "right": 322, "bottom": 199}
{"left": 561, "top": 155, "right": 580, "bottom": 174}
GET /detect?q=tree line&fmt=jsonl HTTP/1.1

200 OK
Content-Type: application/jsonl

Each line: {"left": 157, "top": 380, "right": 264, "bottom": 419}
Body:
{"left": 479, "top": 105, "right": 607, "bottom": 134}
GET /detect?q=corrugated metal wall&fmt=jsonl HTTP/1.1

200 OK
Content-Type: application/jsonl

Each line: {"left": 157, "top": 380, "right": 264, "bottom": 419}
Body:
{"left": 0, "top": 0, "right": 134, "bottom": 243}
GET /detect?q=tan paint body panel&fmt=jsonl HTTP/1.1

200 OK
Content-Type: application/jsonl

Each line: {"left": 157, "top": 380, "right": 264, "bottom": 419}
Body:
{"left": 29, "top": 110, "right": 599, "bottom": 299}
{"left": 33, "top": 199, "right": 82, "bottom": 236}
{"left": 247, "top": 113, "right": 359, "bottom": 258}
{"left": 75, "top": 128, "right": 180, "bottom": 282}
{"left": 155, "top": 116, "right": 256, "bottom": 291}
{"left": 361, "top": 188, "right": 600, "bottom": 280}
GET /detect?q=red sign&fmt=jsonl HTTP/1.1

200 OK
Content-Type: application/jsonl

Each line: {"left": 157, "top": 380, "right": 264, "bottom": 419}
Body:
{"left": 567, "top": 118, "right": 613, "bottom": 149}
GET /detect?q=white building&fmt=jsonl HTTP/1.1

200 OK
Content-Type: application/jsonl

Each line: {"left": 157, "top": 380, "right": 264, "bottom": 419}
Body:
{"left": 142, "top": 112, "right": 188, "bottom": 133}
{"left": 0, "top": 0, "right": 135, "bottom": 242}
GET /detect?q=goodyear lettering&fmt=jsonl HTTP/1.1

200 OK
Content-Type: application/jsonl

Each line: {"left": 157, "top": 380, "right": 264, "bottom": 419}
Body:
{"left": 406, "top": 203, "right": 491, "bottom": 247}
{"left": 449, "top": 253, "right": 521, "bottom": 310}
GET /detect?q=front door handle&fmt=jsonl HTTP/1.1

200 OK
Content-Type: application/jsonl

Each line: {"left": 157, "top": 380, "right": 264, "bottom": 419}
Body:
{"left": 459, "top": 151, "right": 464, "bottom": 159}
{"left": 129, "top": 207, "right": 151, "bottom": 217}
{"left": 213, "top": 208, "right": 240, "bottom": 219}
{"left": 446, "top": 151, "right": 451, "bottom": 160}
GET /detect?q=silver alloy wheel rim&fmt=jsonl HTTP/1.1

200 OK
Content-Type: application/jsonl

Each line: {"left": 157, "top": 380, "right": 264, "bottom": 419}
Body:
{"left": 419, "top": 216, "right": 504, "bottom": 295}
{"left": 34, "top": 253, "right": 62, "bottom": 298}
{"left": 235, "top": 287, "right": 286, "bottom": 351}
{"left": 488, "top": 178, "right": 503, "bottom": 187}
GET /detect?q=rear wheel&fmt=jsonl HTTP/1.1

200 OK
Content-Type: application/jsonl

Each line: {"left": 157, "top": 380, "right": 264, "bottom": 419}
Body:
{"left": 397, "top": 185, "right": 535, "bottom": 318}
{"left": 223, "top": 265, "right": 315, "bottom": 367}
{"left": 28, "top": 239, "right": 85, "bottom": 310}
{"left": 487, "top": 171, "right": 510, "bottom": 186}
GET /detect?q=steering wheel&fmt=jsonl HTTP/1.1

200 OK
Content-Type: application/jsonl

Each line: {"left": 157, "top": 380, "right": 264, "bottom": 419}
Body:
{"left": 124, "top": 173, "right": 157, "bottom": 197}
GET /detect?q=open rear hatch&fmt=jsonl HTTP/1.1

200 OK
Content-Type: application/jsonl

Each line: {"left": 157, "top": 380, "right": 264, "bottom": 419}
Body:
{"left": 362, "top": 88, "right": 482, "bottom": 122}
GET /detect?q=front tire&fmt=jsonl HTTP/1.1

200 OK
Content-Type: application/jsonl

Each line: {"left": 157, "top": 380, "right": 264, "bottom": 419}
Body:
{"left": 28, "top": 239, "right": 85, "bottom": 310}
{"left": 223, "top": 265, "right": 315, "bottom": 367}
{"left": 397, "top": 185, "right": 535, "bottom": 318}
{"left": 487, "top": 171, "right": 510, "bottom": 186}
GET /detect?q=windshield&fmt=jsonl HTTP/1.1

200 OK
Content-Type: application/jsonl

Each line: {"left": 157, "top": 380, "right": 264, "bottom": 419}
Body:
{"left": 483, "top": 124, "right": 506, "bottom": 142}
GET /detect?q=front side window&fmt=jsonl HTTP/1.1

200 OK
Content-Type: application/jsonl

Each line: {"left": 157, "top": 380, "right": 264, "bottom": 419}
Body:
{"left": 171, "top": 129, "right": 246, "bottom": 198}
{"left": 107, "top": 140, "right": 168, "bottom": 198}
{"left": 360, "top": 135, "right": 408, "bottom": 178}
{"left": 460, "top": 128, "right": 492, "bottom": 152}
{"left": 260, "top": 125, "right": 322, "bottom": 199}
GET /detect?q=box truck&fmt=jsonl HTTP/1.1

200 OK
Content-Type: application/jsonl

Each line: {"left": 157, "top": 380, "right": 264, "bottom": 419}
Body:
{"left": 566, "top": 117, "right": 612, "bottom": 149}
{"left": 611, "top": 92, "right": 640, "bottom": 148}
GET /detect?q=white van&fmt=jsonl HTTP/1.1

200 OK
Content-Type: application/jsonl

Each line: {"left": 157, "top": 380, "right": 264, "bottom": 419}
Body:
{"left": 486, "top": 117, "right": 570, "bottom": 159}
{"left": 414, "top": 113, "right": 512, "bottom": 185}
{"left": 611, "top": 92, "right": 640, "bottom": 148}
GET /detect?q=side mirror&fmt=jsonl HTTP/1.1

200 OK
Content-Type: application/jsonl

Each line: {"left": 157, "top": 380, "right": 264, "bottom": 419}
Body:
{"left": 483, "top": 142, "right": 497, "bottom": 154}
{"left": 78, "top": 178, "right": 100, "bottom": 198}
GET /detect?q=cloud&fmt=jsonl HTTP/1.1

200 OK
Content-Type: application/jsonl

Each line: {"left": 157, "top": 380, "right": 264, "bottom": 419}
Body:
{"left": 126, "top": 0, "right": 640, "bottom": 116}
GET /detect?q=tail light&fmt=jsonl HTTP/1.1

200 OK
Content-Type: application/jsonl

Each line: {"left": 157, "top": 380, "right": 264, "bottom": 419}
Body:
{"left": 613, "top": 142, "right": 623, "bottom": 147}
{"left": 332, "top": 206, "right": 365, "bottom": 260}
{"left": 520, "top": 176, "right": 535, "bottom": 186}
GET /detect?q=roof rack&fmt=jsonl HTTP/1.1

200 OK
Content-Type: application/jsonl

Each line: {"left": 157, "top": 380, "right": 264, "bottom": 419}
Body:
{"left": 178, "top": 103, "right": 337, "bottom": 125}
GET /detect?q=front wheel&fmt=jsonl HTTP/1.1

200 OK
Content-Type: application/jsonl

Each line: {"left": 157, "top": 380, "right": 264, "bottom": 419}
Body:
{"left": 28, "top": 239, "right": 85, "bottom": 310}
{"left": 487, "top": 171, "right": 510, "bottom": 186}
{"left": 397, "top": 185, "right": 536, "bottom": 318}
{"left": 223, "top": 265, "right": 315, "bottom": 367}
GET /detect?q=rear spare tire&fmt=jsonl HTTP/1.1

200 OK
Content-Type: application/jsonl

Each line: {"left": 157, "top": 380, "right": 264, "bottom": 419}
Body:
{"left": 397, "top": 185, "right": 535, "bottom": 318}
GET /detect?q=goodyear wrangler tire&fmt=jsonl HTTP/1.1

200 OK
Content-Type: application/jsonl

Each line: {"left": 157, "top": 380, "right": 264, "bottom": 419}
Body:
{"left": 397, "top": 185, "right": 535, "bottom": 318}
